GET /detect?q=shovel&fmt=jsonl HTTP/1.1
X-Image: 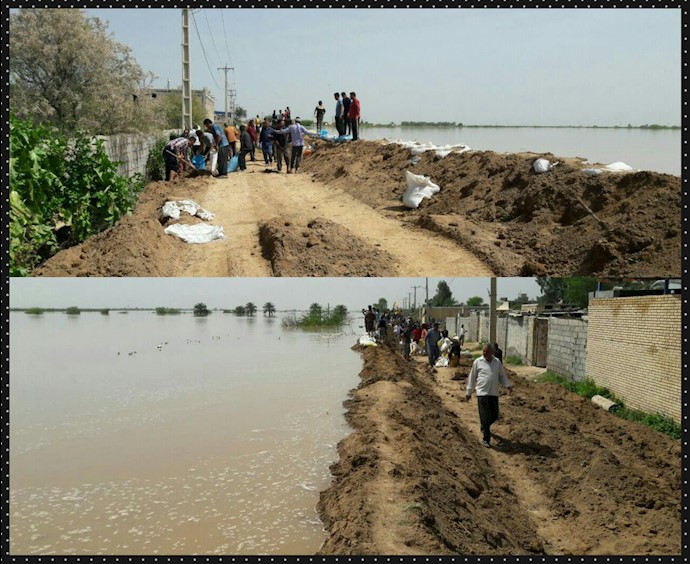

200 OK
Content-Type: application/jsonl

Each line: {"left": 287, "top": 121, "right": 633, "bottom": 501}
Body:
{"left": 165, "top": 149, "right": 196, "bottom": 170}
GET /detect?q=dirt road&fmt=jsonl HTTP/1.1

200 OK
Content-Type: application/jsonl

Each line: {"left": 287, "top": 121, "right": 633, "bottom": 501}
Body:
{"left": 35, "top": 158, "right": 492, "bottom": 277}
{"left": 317, "top": 343, "right": 680, "bottom": 555}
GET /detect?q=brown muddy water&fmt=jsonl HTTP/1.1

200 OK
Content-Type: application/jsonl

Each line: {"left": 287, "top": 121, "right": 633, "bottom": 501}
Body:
{"left": 9, "top": 312, "right": 361, "bottom": 555}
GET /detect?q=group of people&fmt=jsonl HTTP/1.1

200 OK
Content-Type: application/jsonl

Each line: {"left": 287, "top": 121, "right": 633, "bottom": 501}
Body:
{"left": 333, "top": 92, "right": 361, "bottom": 140}
{"left": 162, "top": 92, "right": 362, "bottom": 181}
{"left": 361, "top": 308, "right": 511, "bottom": 450}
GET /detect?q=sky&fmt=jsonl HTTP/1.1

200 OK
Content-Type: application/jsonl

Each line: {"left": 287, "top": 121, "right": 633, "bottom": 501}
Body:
{"left": 79, "top": 8, "right": 681, "bottom": 127}
{"left": 9, "top": 277, "right": 542, "bottom": 311}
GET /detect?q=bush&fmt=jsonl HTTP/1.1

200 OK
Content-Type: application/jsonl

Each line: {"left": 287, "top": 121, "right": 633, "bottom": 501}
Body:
{"left": 25, "top": 307, "right": 45, "bottom": 315}
{"left": 145, "top": 138, "right": 168, "bottom": 182}
{"left": 65, "top": 306, "right": 80, "bottom": 315}
{"left": 155, "top": 307, "right": 181, "bottom": 315}
{"left": 504, "top": 355, "right": 523, "bottom": 366}
{"left": 10, "top": 115, "right": 145, "bottom": 275}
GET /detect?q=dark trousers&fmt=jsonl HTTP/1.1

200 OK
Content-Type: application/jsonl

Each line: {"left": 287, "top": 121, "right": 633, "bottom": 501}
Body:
{"left": 316, "top": 116, "right": 324, "bottom": 131}
{"left": 274, "top": 144, "right": 290, "bottom": 171}
{"left": 335, "top": 116, "right": 345, "bottom": 136}
{"left": 261, "top": 142, "right": 273, "bottom": 164}
{"left": 477, "top": 395, "right": 500, "bottom": 443}
{"left": 228, "top": 141, "right": 236, "bottom": 159}
{"left": 351, "top": 118, "right": 359, "bottom": 140}
{"left": 290, "top": 145, "right": 303, "bottom": 170}
{"left": 403, "top": 339, "right": 411, "bottom": 360}
{"left": 239, "top": 149, "right": 251, "bottom": 170}
{"left": 345, "top": 117, "right": 351, "bottom": 135}
{"left": 427, "top": 346, "right": 440, "bottom": 367}
{"left": 217, "top": 145, "right": 229, "bottom": 176}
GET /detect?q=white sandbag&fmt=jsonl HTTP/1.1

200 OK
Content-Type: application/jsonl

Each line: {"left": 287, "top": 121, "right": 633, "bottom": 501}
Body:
{"left": 582, "top": 168, "right": 603, "bottom": 176}
{"left": 402, "top": 170, "right": 441, "bottom": 209}
{"left": 358, "top": 335, "right": 378, "bottom": 347}
{"left": 439, "top": 337, "right": 453, "bottom": 353}
{"left": 161, "top": 201, "right": 181, "bottom": 220}
{"left": 604, "top": 161, "right": 634, "bottom": 172}
{"left": 435, "top": 149, "right": 452, "bottom": 158}
{"left": 164, "top": 224, "right": 226, "bottom": 244}
{"left": 435, "top": 356, "right": 449, "bottom": 368}
{"left": 209, "top": 150, "right": 218, "bottom": 175}
{"left": 408, "top": 155, "right": 421, "bottom": 166}
{"left": 161, "top": 200, "right": 215, "bottom": 221}
{"left": 533, "top": 158, "right": 559, "bottom": 173}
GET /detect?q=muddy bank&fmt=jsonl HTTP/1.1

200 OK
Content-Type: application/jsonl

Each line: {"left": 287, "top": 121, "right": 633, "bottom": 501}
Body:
{"left": 317, "top": 343, "right": 680, "bottom": 555}
{"left": 301, "top": 141, "right": 680, "bottom": 277}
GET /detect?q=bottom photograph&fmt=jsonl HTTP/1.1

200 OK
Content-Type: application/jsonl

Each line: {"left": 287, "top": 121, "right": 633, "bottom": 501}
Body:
{"left": 8, "top": 276, "right": 681, "bottom": 556}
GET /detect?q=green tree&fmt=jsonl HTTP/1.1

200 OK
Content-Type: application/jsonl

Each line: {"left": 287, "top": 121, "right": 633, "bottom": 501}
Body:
{"left": 161, "top": 91, "right": 208, "bottom": 129}
{"left": 537, "top": 277, "right": 598, "bottom": 309}
{"left": 245, "top": 302, "right": 257, "bottom": 317}
{"left": 376, "top": 298, "right": 388, "bottom": 311}
{"left": 234, "top": 106, "right": 247, "bottom": 121}
{"left": 333, "top": 305, "right": 348, "bottom": 319}
{"left": 263, "top": 302, "right": 276, "bottom": 317}
{"left": 537, "top": 278, "right": 564, "bottom": 304}
{"left": 309, "top": 303, "right": 323, "bottom": 318}
{"left": 65, "top": 306, "right": 80, "bottom": 315}
{"left": 466, "top": 296, "right": 484, "bottom": 307}
{"left": 193, "top": 302, "right": 210, "bottom": 317}
{"left": 233, "top": 305, "right": 246, "bottom": 316}
{"left": 430, "top": 281, "right": 458, "bottom": 307}
{"left": 10, "top": 9, "right": 159, "bottom": 134}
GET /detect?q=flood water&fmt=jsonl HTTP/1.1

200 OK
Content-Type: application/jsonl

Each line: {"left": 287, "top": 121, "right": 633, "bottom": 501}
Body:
{"left": 9, "top": 311, "right": 362, "bottom": 555}
{"left": 361, "top": 126, "right": 681, "bottom": 176}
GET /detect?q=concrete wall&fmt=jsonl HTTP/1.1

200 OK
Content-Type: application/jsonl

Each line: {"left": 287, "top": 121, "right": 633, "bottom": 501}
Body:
{"left": 99, "top": 130, "right": 176, "bottom": 178}
{"left": 546, "top": 318, "right": 588, "bottom": 381}
{"left": 496, "top": 316, "right": 531, "bottom": 362}
{"left": 585, "top": 295, "right": 681, "bottom": 423}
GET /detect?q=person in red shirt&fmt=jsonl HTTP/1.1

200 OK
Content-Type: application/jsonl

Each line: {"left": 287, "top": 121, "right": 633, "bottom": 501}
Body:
{"left": 348, "top": 91, "right": 361, "bottom": 140}
{"left": 246, "top": 120, "right": 258, "bottom": 161}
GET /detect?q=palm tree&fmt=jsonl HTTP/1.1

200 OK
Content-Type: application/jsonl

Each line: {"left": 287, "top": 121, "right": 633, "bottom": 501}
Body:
{"left": 245, "top": 302, "right": 257, "bottom": 317}
{"left": 333, "top": 305, "right": 348, "bottom": 319}
{"left": 309, "top": 303, "right": 323, "bottom": 318}
{"left": 263, "top": 302, "right": 276, "bottom": 317}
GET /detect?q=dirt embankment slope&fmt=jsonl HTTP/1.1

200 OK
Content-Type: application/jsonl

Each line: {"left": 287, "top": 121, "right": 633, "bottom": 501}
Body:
{"left": 317, "top": 344, "right": 680, "bottom": 555}
{"left": 32, "top": 140, "right": 679, "bottom": 277}
{"left": 302, "top": 141, "right": 681, "bottom": 277}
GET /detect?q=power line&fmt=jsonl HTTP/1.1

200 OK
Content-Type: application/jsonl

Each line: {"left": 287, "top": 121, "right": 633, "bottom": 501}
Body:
{"left": 219, "top": 9, "right": 232, "bottom": 64}
{"left": 203, "top": 9, "right": 224, "bottom": 69}
{"left": 190, "top": 11, "right": 221, "bottom": 90}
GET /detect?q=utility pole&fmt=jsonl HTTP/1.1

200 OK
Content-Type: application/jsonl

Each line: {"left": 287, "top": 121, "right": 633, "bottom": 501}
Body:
{"left": 425, "top": 277, "right": 429, "bottom": 306}
{"left": 411, "top": 285, "right": 423, "bottom": 310}
{"left": 217, "top": 65, "right": 234, "bottom": 123}
{"left": 181, "top": 9, "right": 192, "bottom": 130}
{"left": 489, "top": 277, "right": 497, "bottom": 345}
{"left": 408, "top": 293, "right": 412, "bottom": 313}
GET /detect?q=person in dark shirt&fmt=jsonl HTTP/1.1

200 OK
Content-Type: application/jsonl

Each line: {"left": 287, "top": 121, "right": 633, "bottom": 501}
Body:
{"left": 425, "top": 322, "right": 442, "bottom": 368}
{"left": 494, "top": 343, "right": 503, "bottom": 363}
{"left": 271, "top": 119, "right": 290, "bottom": 173}
{"left": 341, "top": 92, "right": 351, "bottom": 135}
{"left": 401, "top": 323, "right": 413, "bottom": 360}
{"left": 238, "top": 125, "right": 254, "bottom": 171}
{"left": 259, "top": 120, "right": 274, "bottom": 165}
{"left": 314, "top": 101, "right": 326, "bottom": 132}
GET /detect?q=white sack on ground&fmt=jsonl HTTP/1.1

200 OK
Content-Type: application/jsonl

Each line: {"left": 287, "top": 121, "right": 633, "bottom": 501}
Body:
{"left": 358, "top": 335, "right": 378, "bottom": 347}
{"left": 161, "top": 200, "right": 215, "bottom": 221}
{"left": 604, "top": 161, "right": 634, "bottom": 172}
{"left": 402, "top": 170, "right": 441, "bottom": 209}
{"left": 533, "top": 159, "right": 559, "bottom": 173}
{"left": 435, "top": 357, "right": 449, "bottom": 368}
{"left": 164, "top": 224, "right": 226, "bottom": 244}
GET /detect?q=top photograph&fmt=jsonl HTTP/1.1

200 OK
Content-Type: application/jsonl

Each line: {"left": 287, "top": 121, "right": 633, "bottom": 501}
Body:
{"left": 9, "top": 8, "right": 681, "bottom": 278}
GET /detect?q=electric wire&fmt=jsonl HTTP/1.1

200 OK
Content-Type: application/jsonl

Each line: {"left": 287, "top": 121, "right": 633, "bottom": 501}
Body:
{"left": 203, "top": 9, "right": 224, "bottom": 69}
{"left": 220, "top": 9, "right": 232, "bottom": 64}
{"left": 190, "top": 11, "right": 221, "bottom": 90}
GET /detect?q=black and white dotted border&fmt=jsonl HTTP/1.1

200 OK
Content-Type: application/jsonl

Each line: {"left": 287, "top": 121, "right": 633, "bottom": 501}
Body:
{"left": 0, "top": 1, "right": 688, "bottom": 562}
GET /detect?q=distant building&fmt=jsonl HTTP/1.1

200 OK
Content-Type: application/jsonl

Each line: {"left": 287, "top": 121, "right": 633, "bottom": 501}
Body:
{"left": 151, "top": 87, "right": 216, "bottom": 123}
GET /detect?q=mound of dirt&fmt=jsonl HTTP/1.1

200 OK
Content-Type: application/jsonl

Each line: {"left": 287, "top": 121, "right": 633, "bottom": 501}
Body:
{"left": 258, "top": 217, "right": 396, "bottom": 277}
{"left": 318, "top": 345, "right": 545, "bottom": 555}
{"left": 33, "top": 177, "right": 215, "bottom": 277}
{"left": 301, "top": 141, "right": 680, "bottom": 276}
{"left": 318, "top": 343, "right": 680, "bottom": 555}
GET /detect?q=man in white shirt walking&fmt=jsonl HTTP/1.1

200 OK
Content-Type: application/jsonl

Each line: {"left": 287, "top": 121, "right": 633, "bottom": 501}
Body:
{"left": 465, "top": 343, "right": 513, "bottom": 448}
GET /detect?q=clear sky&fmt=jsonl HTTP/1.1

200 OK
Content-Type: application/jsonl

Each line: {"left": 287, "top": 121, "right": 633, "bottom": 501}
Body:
{"left": 81, "top": 8, "right": 681, "bottom": 126}
{"left": 10, "top": 277, "right": 542, "bottom": 311}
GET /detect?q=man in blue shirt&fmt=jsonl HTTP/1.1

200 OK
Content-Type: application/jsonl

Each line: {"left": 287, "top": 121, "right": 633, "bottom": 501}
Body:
{"left": 203, "top": 118, "right": 230, "bottom": 178}
{"left": 272, "top": 118, "right": 317, "bottom": 174}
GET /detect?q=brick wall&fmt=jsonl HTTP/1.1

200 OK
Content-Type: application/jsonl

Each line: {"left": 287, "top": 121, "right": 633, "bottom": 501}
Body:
{"left": 585, "top": 295, "right": 681, "bottom": 423}
{"left": 547, "top": 318, "right": 588, "bottom": 381}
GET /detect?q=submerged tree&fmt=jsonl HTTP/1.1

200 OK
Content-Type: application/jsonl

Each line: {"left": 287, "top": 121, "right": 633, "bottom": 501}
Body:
{"left": 233, "top": 305, "right": 246, "bottom": 316}
{"left": 245, "top": 302, "right": 257, "bottom": 317}
{"left": 263, "top": 302, "right": 276, "bottom": 317}
{"left": 333, "top": 305, "right": 348, "bottom": 319}
{"left": 193, "top": 302, "right": 210, "bottom": 316}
